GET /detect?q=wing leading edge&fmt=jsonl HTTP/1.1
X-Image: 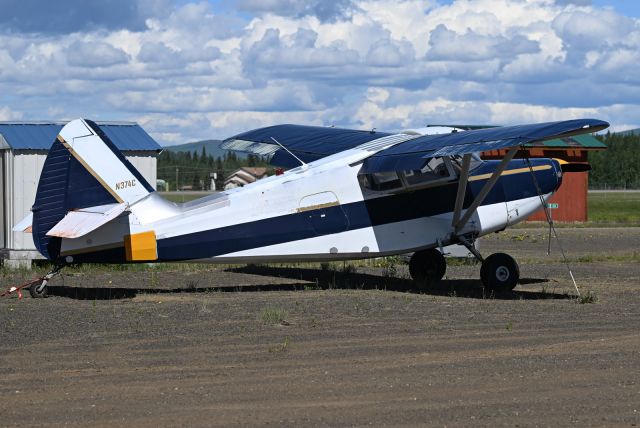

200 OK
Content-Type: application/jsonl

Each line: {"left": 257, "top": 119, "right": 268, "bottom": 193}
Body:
{"left": 361, "top": 118, "right": 609, "bottom": 174}
{"left": 222, "top": 119, "right": 609, "bottom": 171}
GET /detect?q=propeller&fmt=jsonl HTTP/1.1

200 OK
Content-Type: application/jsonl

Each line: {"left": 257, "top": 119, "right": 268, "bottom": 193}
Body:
{"left": 560, "top": 163, "right": 592, "bottom": 173}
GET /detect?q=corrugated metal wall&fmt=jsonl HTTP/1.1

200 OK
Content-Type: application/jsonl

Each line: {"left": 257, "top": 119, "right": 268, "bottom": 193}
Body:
{"left": 4, "top": 151, "right": 157, "bottom": 251}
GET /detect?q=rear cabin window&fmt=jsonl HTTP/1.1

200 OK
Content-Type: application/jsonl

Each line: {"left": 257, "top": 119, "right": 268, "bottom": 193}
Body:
{"left": 358, "top": 171, "right": 403, "bottom": 191}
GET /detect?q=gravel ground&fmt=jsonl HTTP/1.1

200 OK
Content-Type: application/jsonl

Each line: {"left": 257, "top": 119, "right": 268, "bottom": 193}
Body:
{"left": 1, "top": 227, "right": 639, "bottom": 427}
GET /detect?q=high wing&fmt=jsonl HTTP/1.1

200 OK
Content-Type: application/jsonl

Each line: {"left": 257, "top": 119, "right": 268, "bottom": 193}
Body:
{"left": 222, "top": 124, "right": 391, "bottom": 168}
{"left": 225, "top": 118, "right": 609, "bottom": 237}
{"left": 361, "top": 118, "right": 609, "bottom": 173}
{"left": 222, "top": 119, "right": 609, "bottom": 170}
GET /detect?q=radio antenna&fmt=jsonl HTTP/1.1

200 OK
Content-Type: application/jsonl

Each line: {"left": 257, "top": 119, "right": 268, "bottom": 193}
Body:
{"left": 270, "top": 137, "right": 307, "bottom": 167}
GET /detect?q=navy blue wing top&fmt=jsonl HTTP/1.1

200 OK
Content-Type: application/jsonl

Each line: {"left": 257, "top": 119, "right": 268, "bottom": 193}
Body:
{"left": 222, "top": 124, "right": 391, "bottom": 168}
{"left": 222, "top": 119, "right": 609, "bottom": 170}
{"left": 361, "top": 118, "right": 609, "bottom": 173}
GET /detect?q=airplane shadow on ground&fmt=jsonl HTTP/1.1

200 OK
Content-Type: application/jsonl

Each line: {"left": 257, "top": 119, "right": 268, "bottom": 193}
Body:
{"left": 228, "top": 265, "right": 573, "bottom": 301}
{"left": 44, "top": 266, "right": 572, "bottom": 301}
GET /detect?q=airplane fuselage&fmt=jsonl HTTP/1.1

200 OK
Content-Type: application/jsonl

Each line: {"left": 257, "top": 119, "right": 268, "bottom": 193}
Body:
{"left": 59, "top": 146, "right": 561, "bottom": 264}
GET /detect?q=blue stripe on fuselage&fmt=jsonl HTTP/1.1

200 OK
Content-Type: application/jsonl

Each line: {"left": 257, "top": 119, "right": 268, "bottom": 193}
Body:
{"left": 67, "top": 159, "right": 559, "bottom": 263}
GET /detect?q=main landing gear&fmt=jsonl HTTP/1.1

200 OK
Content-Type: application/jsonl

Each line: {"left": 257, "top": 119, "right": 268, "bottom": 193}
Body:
{"left": 480, "top": 253, "right": 519, "bottom": 292}
{"left": 459, "top": 237, "right": 520, "bottom": 292}
{"left": 408, "top": 241, "right": 520, "bottom": 292}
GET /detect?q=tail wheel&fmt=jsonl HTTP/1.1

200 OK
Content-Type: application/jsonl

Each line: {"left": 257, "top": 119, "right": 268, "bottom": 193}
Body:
{"left": 29, "top": 282, "right": 48, "bottom": 298}
{"left": 480, "top": 253, "right": 519, "bottom": 292}
{"left": 409, "top": 249, "right": 446, "bottom": 287}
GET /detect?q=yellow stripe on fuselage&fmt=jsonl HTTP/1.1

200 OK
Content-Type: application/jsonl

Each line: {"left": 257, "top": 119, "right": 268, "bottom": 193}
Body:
{"left": 468, "top": 165, "right": 551, "bottom": 182}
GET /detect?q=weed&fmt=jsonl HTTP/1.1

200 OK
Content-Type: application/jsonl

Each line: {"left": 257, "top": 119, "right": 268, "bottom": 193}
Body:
{"left": 149, "top": 271, "right": 159, "bottom": 288}
{"left": 341, "top": 263, "right": 356, "bottom": 274}
{"left": 304, "top": 279, "right": 320, "bottom": 291}
{"left": 376, "top": 256, "right": 399, "bottom": 278}
{"left": 506, "top": 321, "right": 513, "bottom": 331}
{"left": 185, "top": 279, "right": 199, "bottom": 291}
{"left": 577, "top": 290, "right": 598, "bottom": 304}
{"left": 261, "top": 306, "right": 288, "bottom": 325}
{"left": 200, "top": 300, "right": 211, "bottom": 314}
{"left": 268, "top": 336, "right": 290, "bottom": 353}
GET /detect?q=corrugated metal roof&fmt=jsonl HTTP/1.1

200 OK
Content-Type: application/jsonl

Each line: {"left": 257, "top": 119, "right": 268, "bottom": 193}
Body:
{"left": 0, "top": 121, "right": 162, "bottom": 151}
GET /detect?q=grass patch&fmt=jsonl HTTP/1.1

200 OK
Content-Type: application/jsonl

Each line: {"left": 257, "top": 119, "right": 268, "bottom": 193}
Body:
{"left": 261, "top": 306, "right": 288, "bottom": 325}
{"left": 588, "top": 192, "right": 640, "bottom": 224}
{"left": 577, "top": 290, "right": 597, "bottom": 304}
{"left": 268, "top": 336, "right": 290, "bottom": 353}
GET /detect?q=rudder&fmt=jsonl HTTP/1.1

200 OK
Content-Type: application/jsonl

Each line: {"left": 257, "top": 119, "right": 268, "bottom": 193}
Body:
{"left": 31, "top": 118, "right": 154, "bottom": 260}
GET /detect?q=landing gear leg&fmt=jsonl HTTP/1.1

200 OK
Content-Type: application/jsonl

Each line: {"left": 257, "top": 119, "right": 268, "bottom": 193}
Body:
{"left": 409, "top": 249, "right": 446, "bottom": 289}
{"left": 28, "top": 264, "right": 64, "bottom": 299}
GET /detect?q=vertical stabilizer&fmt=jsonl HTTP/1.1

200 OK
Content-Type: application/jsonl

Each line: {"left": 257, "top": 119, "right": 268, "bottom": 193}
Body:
{"left": 31, "top": 118, "right": 154, "bottom": 260}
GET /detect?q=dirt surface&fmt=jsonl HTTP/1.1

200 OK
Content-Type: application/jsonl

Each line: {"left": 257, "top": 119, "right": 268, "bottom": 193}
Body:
{"left": 1, "top": 227, "right": 639, "bottom": 427}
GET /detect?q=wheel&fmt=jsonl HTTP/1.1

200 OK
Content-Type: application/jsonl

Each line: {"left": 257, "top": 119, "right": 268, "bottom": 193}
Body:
{"left": 29, "top": 282, "right": 48, "bottom": 298}
{"left": 409, "top": 249, "right": 446, "bottom": 287}
{"left": 480, "top": 253, "right": 519, "bottom": 292}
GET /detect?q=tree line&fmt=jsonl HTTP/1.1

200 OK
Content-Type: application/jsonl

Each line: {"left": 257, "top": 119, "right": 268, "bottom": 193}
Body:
{"left": 589, "top": 133, "right": 640, "bottom": 189}
{"left": 158, "top": 133, "right": 640, "bottom": 191}
{"left": 157, "top": 147, "right": 271, "bottom": 191}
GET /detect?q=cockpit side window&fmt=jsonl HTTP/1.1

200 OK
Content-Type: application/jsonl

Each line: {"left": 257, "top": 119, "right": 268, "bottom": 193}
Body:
{"left": 358, "top": 171, "right": 403, "bottom": 191}
{"left": 403, "top": 157, "right": 451, "bottom": 186}
{"left": 449, "top": 153, "right": 483, "bottom": 173}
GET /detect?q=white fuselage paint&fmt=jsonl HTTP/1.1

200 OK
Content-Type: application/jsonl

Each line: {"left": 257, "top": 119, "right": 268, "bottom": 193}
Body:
{"left": 59, "top": 130, "right": 551, "bottom": 263}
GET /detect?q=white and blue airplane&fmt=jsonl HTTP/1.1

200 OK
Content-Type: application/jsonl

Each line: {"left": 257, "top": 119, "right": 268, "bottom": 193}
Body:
{"left": 16, "top": 117, "right": 608, "bottom": 297}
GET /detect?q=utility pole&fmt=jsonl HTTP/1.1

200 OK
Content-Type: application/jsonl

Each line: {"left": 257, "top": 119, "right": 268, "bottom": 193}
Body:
{"left": 175, "top": 167, "right": 179, "bottom": 191}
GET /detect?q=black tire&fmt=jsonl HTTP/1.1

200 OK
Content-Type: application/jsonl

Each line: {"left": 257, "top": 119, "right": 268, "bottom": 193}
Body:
{"left": 409, "top": 249, "right": 446, "bottom": 287}
{"left": 480, "top": 253, "right": 519, "bottom": 292}
{"left": 29, "top": 282, "right": 48, "bottom": 298}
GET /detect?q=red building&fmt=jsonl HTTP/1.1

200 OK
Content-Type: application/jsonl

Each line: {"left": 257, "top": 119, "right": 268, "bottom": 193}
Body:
{"left": 482, "top": 134, "right": 607, "bottom": 222}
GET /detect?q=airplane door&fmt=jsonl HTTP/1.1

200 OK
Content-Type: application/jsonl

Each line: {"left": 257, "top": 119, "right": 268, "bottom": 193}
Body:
{"left": 299, "top": 192, "right": 349, "bottom": 236}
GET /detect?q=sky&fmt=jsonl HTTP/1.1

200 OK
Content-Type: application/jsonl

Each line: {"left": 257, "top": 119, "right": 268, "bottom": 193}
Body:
{"left": 0, "top": 0, "right": 639, "bottom": 145}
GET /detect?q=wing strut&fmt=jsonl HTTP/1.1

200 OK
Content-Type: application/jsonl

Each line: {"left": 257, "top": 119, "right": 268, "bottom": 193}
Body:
{"left": 451, "top": 153, "right": 472, "bottom": 228}
{"left": 454, "top": 146, "right": 519, "bottom": 234}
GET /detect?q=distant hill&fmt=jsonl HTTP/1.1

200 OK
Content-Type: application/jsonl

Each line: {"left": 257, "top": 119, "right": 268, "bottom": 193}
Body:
{"left": 163, "top": 139, "right": 247, "bottom": 159}
{"left": 615, "top": 128, "right": 640, "bottom": 136}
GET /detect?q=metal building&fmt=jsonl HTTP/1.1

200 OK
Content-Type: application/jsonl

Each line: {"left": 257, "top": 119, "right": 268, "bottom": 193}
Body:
{"left": 0, "top": 121, "right": 162, "bottom": 267}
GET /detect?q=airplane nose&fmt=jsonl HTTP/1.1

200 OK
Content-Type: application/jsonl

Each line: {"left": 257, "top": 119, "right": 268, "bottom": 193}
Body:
{"left": 550, "top": 159, "right": 563, "bottom": 192}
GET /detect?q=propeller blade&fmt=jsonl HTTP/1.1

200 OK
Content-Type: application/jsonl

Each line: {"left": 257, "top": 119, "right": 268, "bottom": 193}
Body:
{"left": 560, "top": 163, "right": 591, "bottom": 173}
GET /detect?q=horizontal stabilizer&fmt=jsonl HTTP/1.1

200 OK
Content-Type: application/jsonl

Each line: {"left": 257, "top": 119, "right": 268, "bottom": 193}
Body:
{"left": 46, "top": 203, "right": 128, "bottom": 239}
{"left": 13, "top": 212, "right": 33, "bottom": 233}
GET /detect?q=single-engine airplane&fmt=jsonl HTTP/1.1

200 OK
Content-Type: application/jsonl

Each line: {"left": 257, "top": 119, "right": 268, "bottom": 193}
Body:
{"left": 14, "top": 117, "right": 608, "bottom": 298}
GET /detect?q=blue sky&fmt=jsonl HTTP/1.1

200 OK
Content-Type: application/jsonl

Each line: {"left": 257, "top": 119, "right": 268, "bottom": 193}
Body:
{"left": 0, "top": 0, "right": 638, "bottom": 144}
{"left": 592, "top": 0, "right": 640, "bottom": 17}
